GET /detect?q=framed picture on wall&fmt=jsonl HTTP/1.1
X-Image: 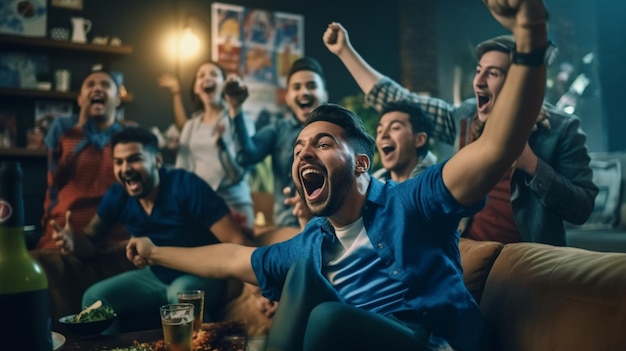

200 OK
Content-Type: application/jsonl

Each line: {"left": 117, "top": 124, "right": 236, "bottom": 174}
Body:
{"left": 51, "top": 0, "right": 83, "bottom": 10}
{"left": 211, "top": 2, "right": 304, "bottom": 193}
{"left": 211, "top": 2, "right": 304, "bottom": 87}
{"left": 0, "top": 0, "right": 47, "bottom": 37}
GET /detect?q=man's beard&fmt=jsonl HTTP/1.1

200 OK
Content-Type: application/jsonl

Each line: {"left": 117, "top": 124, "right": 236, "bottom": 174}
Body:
{"left": 304, "top": 165, "right": 354, "bottom": 218}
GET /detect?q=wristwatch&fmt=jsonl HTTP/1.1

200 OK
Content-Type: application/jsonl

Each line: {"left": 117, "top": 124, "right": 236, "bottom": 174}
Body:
{"left": 511, "top": 41, "right": 557, "bottom": 66}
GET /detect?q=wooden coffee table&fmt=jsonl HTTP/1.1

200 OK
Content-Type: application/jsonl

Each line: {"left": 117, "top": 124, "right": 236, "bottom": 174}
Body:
{"left": 57, "top": 321, "right": 247, "bottom": 350}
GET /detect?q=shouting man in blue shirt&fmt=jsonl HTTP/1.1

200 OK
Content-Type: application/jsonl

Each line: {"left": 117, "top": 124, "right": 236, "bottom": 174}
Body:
{"left": 127, "top": 0, "right": 550, "bottom": 349}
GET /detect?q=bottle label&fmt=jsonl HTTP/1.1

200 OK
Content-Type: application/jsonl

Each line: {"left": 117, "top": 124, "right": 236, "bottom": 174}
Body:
{"left": 0, "top": 200, "right": 12, "bottom": 223}
{"left": 0, "top": 161, "right": 24, "bottom": 227}
{"left": 0, "top": 289, "right": 52, "bottom": 350}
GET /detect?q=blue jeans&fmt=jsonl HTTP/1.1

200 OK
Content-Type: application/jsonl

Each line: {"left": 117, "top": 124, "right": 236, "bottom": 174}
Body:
{"left": 82, "top": 267, "right": 226, "bottom": 333}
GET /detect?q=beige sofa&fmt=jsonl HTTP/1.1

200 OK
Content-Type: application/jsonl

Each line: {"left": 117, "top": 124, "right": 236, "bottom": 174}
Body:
{"left": 460, "top": 237, "right": 626, "bottom": 351}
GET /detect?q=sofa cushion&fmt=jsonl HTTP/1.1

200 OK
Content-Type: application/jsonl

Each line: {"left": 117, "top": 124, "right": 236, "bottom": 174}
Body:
{"left": 480, "top": 243, "right": 626, "bottom": 351}
{"left": 458, "top": 238, "right": 504, "bottom": 304}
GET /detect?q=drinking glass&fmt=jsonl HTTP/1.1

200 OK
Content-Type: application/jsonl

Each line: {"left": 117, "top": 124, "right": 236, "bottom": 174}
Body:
{"left": 177, "top": 290, "right": 205, "bottom": 330}
{"left": 159, "top": 303, "right": 194, "bottom": 351}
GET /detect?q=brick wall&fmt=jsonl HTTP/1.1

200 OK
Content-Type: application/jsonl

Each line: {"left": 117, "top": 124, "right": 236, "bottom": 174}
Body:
{"left": 398, "top": 0, "right": 438, "bottom": 95}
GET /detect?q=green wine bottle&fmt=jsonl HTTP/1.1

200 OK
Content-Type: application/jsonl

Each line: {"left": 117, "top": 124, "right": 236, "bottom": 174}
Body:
{"left": 0, "top": 161, "right": 53, "bottom": 350}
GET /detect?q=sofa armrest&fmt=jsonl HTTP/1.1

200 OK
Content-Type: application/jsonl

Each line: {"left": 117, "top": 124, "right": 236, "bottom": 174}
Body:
{"left": 458, "top": 238, "right": 504, "bottom": 304}
{"left": 481, "top": 243, "right": 626, "bottom": 351}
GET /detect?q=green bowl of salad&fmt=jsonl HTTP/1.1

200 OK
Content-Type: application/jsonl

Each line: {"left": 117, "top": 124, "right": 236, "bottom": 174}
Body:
{"left": 58, "top": 300, "right": 117, "bottom": 337}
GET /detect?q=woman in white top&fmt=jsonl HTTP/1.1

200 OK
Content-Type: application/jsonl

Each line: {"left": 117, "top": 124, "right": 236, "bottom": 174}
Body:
{"left": 159, "top": 61, "right": 256, "bottom": 229}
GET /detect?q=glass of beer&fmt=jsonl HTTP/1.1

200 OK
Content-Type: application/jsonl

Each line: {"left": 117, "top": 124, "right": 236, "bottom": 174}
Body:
{"left": 160, "top": 303, "right": 194, "bottom": 351}
{"left": 177, "top": 290, "right": 205, "bottom": 330}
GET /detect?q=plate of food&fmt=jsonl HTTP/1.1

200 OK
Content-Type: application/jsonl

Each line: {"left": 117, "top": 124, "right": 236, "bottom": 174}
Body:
{"left": 58, "top": 300, "right": 117, "bottom": 337}
{"left": 52, "top": 331, "right": 66, "bottom": 351}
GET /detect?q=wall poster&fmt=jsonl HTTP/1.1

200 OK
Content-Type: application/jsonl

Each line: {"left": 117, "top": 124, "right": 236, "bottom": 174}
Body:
{"left": 0, "top": 0, "right": 47, "bottom": 37}
{"left": 211, "top": 2, "right": 304, "bottom": 119}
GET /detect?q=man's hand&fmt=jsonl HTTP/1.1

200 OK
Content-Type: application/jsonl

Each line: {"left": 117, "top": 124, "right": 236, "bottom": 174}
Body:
{"left": 157, "top": 73, "right": 181, "bottom": 95}
{"left": 323, "top": 22, "right": 351, "bottom": 56}
{"left": 248, "top": 283, "right": 278, "bottom": 318}
{"left": 223, "top": 75, "right": 249, "bottom": 117}
{"left": 283, "top": 186, "right": 312, "bottom": 230}
{"left": 126, "top": 236, "right": 156, "bottom": 268}
{"left": 51, "top": 211, "right": 74, "bottom": 255}
{"left": 483, "top": 0, "right": 548, "bottom": 32}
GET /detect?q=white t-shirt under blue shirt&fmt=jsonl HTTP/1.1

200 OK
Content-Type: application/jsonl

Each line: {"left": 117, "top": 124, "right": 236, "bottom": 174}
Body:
{"left": 322, "top": 217, "right": 409, "bottom": 314}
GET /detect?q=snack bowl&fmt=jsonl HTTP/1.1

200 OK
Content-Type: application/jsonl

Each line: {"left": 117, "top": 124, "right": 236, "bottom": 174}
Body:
{"left": 58, "top": 313, "right": 117, "bottom": 337}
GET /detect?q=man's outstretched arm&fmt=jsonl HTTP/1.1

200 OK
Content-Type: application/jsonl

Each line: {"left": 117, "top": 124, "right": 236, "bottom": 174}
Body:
{"left": 126, "top": 237, "right": 259, "bottom": 285}
{"left": 443, "top": 0, "right": 549, "bottom": 206}
{"left": 323, "top": 22, "right": 457, "bottom": 147}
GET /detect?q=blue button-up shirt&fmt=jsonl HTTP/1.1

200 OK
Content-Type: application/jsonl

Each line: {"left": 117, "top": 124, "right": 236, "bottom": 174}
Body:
{"left": 251, "top": 162, "right": 485, "bottom": 351}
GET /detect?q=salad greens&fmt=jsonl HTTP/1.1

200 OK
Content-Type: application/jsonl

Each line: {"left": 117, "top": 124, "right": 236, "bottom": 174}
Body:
{"left": 71, "top": 304, "right": 116, "bottom": 323}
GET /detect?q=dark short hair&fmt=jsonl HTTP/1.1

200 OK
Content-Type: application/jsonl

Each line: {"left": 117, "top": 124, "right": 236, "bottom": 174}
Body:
{"left": 287, "top": 57, "right": 325, "bottom": 86}
{"left": 475, "top": 33, "right": 557, "bottom": 67}
{"left": 191, "top": 60, "right": 227, "bottom": 111}
{"left": 83, "top": 70, "right": 120, "bottom": 92}
{"left": 475, "top": 35, "right": 515, "bottom": 61}
{"left": 111, "top": 127, "right": 159, "bottom": 154}
{"left": 380, "top": 101, "right": 433, "bottom": 157}
{"left": 304, "top": 103, "right": 375, "bottom": 162}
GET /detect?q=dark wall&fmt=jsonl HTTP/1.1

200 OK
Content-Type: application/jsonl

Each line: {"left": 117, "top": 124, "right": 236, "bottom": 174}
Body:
{"left": 596, "top": 0, "right": 626, "bottom": 152}
{"left": 65, "top": 0, "right": 401, "bottom": 131}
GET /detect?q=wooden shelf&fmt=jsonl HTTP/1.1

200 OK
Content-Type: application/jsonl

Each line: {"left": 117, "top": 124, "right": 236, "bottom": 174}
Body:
{"left": 0, "top": 148, "right": 47, "bottom": 158}
{"left": 0, "top": 34, "right": 134, "bottom": 103}
{"left": 1, "top": 34, "right": 133, "bottom": 56}
{"left": 0, "top": 87, "right": 134, "bottom": 102}
{"left": 0, "top": 35, "right": 134, "bottom": 162}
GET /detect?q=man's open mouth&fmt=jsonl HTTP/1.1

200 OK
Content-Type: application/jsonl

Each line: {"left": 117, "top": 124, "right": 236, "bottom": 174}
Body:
{"left": 90, "top": 96, "right": 105, "bottom": 106}
{"left": 297, "top": 100, "right": 314, "bottom": 109}
{"left": 301, "top": 168, "right": 325, "bottom": 197}
{"left": 122, "top": 174, "right": 142, "bottom": 192}
{"left": 381, "top": 144, "right": 396, "bottom": 155}
{"left": 477, "top": 95, "right": 490, "bottom": 109}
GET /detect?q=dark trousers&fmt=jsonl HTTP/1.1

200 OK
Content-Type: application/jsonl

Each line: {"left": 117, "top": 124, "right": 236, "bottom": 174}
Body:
{"left": 266, "top": 259, "right": 431, "bottom": 351}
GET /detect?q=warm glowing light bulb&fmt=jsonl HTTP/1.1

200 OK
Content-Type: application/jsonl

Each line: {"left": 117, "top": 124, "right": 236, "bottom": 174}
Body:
{"left": 179, "top": 27, "right": 200, "bottom": 59}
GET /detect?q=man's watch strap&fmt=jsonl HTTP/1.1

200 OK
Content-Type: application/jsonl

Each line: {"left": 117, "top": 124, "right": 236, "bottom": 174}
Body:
{"left": 511, "top": 41, "right": 557, "bottom": 66}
